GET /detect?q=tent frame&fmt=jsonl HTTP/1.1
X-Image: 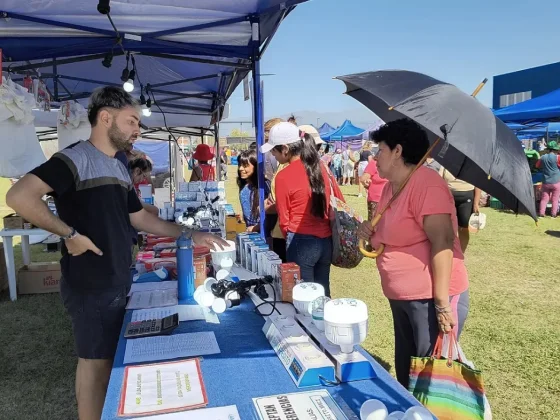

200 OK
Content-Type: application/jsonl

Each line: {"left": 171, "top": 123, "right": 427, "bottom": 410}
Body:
{"left": 2, "top": 2, "right": 304, "bottom": 238}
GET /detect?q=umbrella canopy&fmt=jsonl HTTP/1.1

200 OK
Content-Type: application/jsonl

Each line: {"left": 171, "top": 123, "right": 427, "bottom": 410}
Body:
{"left": 336, "top": 70, "right": 536, "bottom": 220}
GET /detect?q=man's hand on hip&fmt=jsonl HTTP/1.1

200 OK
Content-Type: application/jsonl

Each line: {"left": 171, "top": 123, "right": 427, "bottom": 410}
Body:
{"left": 66, "top": 234, "right": 103, "bottom": 257}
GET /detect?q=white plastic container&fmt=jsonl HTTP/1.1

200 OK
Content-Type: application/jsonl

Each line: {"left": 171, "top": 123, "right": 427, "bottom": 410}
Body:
{"left": 210, "top": 240, "right": 236, "bottom": 267}
{"left": 292, "top": 283, "right": 325, "bottom": 316}
{"left": 324, "top": 298, "right": 369, "bottom": 353}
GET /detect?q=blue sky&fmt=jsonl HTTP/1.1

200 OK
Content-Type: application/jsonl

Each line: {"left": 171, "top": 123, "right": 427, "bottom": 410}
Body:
{"left": 226, "top": 0, "right": 560, "bottom": 121}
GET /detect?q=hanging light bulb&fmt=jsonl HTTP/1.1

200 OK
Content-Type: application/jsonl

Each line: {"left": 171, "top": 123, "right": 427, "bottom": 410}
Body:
{"left": 120, "top": 68, "right": 130, "bottom": 82}
{"left": 123, "top": 69, "right": 135, "bottom": 92}
{"left": 143, "top": 98, "right": 152, "bottom": 117}
{"left": 101, "top": 51, "right": 113, "bottom": 68}
{"left": 140, "top": 92, "right": 151, "bottom": 117}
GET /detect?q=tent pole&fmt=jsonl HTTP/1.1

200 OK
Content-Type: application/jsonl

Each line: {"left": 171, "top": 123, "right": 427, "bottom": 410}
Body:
{"left": 252, "top": 38, "right": 266, "bottom": 238}
{"left": 168, "top": 135, "right": 173, "bottom": 204}
{"left": 215, "top": 119, "right": 221, "bottom": 181}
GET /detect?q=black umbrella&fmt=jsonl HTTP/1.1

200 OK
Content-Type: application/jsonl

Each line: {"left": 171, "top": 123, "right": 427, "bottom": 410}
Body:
{"left": 335, "top": 70, "right": 537, "bottom": 221}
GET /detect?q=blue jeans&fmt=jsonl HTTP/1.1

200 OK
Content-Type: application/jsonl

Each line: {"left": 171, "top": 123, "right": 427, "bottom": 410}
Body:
{"left": 286, "top": 232, "right": 332, "bottom": 297}
{"left": 333, "top": 166, "right": 342, "bottom": 182}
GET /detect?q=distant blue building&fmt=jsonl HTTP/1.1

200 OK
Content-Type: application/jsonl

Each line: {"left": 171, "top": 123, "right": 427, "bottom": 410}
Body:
{"left": 493, "top": 62, "right": 560, "bottom": 110}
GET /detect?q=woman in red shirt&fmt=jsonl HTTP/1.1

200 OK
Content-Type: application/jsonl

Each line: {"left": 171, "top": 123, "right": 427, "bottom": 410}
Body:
{"left": 262, "top": 122, "right": 341, "bottom": 296}
{"left": 190, "top": 144, "right": 216, "bottom": 182}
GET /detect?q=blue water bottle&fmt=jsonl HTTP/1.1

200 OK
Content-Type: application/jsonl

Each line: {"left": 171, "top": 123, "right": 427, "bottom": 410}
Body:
{"left": 177, "top": 229, "right": 194, "bottom": 302}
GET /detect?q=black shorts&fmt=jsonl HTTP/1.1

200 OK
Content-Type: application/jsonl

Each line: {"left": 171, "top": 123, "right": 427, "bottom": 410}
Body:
{"left": 60, "top": 279, "right": 129, "bottom": 360}
{"left": 452, "top": 190, "right": 475, "bottom": 228}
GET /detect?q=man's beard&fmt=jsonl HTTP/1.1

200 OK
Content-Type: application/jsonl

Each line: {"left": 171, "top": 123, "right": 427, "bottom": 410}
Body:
{"left": 108, "top": 121, "right": 133, "bottom": 152}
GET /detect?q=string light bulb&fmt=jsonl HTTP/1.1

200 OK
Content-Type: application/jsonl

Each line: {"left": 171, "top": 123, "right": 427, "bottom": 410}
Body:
{"left": 123, "top": 69, "right": 135, "bottom": 92}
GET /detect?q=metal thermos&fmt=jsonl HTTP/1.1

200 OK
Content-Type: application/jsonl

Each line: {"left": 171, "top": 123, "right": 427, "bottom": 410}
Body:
{"left": 177, "top": 231, "right": 194, "bottom": 300}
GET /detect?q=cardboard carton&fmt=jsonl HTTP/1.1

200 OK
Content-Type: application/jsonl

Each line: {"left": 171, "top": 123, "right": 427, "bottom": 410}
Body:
{"left": 18, "top": 262, "right": 61, "bottom": 294}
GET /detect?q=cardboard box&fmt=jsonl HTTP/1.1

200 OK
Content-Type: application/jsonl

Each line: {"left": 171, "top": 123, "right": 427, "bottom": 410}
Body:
{"left": 276, "top": 263, "right": 301, "bottom": 303}
{"left": 18, "top": 262, "right": 61, "bottom": 294}
{"left": 3, "top": 213, "right": 24, "bottom": 230}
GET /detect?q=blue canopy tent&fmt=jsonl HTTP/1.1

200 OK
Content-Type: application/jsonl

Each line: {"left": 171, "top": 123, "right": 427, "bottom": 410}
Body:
{"left": 317, "top": 122, "right": 336, "bottom": 137}
{"left": 494, "top": 87, "right": 560, "bottom": 124}
{"left": 0, "top": 0, "right": 309, "bottom": 235}
{"left": 321, "top": 119, "right": 365, "bottom": 151}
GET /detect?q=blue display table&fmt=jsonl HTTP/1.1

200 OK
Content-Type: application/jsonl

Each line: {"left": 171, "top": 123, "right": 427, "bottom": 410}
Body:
{"left": 101, "top": 300, "right": 420, "bottom": 419}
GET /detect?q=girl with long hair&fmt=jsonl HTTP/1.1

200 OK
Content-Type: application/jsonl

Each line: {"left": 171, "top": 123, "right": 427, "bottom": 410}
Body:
{"left": 262, "top": 122, "right": 343, "bottom": 296}
{"left": 237, "top": 149, "right": 266, "bottom": 231}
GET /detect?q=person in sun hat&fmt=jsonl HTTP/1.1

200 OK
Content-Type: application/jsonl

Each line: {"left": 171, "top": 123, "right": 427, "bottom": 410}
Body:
{"left": 536, "top": 140, "right": 560, "bottom": 217}
{"left": 190, "top": 143, "right": 215, "bottom": 181}
{"left": 264, "top": 122, "right": 343, "bottom": 295}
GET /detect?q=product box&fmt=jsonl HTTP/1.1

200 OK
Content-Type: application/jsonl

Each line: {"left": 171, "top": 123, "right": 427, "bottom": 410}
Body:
{"left": 3, "top": 213, "right": 25, "bottom": 230}
{"left": 225, "top": 215, "right": 246, "bottom": 241}
{"left": 257, "top": 251, "right": 279, "bottom": 277}
{"left": 249, "top": 244, "right": 269, "bottom": 273}
{"left": 17, "top": 262, "right": 61, "bottom": 294}
{"left": 262, "top": 315, "right": 335, "bottom": 387}
{"left": 244, "top": 238, "right": 266, "bottom": 270}
{"left": 235, "top": 233, "right": 260, "bottom": 264}
{"left": 296, "top": 314, "right": 376, "bottom": 382}
{"left": 276, "top": 263, "right": 301, "bottom": 303}
{"left": 188, "top": 182, "right": 201, "bottom": 192}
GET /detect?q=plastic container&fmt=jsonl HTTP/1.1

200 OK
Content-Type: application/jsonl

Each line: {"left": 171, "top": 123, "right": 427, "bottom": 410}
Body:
{"left": 210, "top": 240, "right": 236, "bottom": 267}
{"left": 193, "top": 246, "right": 210, "bottom": 288}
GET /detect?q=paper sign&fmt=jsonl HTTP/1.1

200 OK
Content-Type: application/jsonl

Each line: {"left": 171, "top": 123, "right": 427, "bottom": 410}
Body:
{"left": 124, "top": 332, "right": 220, "bottom": 364}
{"left": 130, "top": 405, "right": 240, "bottom": 420}
{"left": 127, "top": 289, "right": 178, "bottom": 310}
{"left": 119, "top": 359, "right": 207, "bottom": 416}
{"left": 131, "top": 306, "right": 179, "bottom": 322}
{"left": 129, "top": 281, "right": 178, "bottom": 296}
{"left": 253, "top": 390, "right": 349, "bottom": 420}
{"left": 131, "top": 305, "right": 220, "bottom": 324}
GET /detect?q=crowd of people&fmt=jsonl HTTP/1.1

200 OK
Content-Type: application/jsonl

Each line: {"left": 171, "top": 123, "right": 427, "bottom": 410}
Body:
{"left": 232, "top": 117, "right": 477, "bottom": 390}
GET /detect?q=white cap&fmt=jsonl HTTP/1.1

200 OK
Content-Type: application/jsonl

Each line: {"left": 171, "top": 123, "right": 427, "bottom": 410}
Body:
{"left": 260, "top": 122, "right": 301, "bottom": 153}
{"left": 299, "top": 124, "right": 325, "bottom": 145}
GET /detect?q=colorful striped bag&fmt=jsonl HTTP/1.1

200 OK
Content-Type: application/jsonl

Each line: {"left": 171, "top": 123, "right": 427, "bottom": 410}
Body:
{"left": 408, "top": 332, "right": 486, "bottom": 420}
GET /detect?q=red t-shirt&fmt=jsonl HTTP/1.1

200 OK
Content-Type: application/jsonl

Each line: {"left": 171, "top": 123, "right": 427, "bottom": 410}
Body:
{"left": 364, "top": 160, "right": 387, "bottom": 203}
{"left": 275, "top": 159, "right": 335, "bottom": 238}
{"left": 371, "top": 166, "right": 468, "bottom": 300}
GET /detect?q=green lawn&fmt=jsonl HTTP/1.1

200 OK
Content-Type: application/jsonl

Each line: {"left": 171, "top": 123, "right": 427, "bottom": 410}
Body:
{"left": 0, "top": 168, "right": 559, "bottom": 420}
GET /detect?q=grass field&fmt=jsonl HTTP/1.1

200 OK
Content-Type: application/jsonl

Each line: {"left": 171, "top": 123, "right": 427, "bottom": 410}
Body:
{"left": 0, "top": 168, "right": 559, "bottom": 420}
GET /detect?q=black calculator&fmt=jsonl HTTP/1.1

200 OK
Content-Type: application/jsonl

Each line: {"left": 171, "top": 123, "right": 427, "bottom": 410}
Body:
{"left": 124, "top": 313, "right": 179, "bottom": 339}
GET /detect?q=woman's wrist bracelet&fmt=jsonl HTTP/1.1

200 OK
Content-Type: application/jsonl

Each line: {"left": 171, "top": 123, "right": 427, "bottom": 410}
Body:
{"left": 434, "top": 304, "right": 451, "bottom": 313}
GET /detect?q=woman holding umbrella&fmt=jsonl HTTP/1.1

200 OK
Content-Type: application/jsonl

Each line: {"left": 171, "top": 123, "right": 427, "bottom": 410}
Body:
{"left": 358, "top": 119, "right": 469, "bottom": 388}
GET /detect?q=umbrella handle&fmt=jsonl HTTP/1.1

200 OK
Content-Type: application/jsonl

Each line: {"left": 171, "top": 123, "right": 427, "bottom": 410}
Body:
{"left": 358, "top": 213, "right": 385, "bottom": 258}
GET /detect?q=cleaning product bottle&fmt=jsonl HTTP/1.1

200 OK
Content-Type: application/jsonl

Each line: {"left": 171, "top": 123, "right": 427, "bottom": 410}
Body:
{"left": 177, "top": 229, "right": 194, "bottom": 301}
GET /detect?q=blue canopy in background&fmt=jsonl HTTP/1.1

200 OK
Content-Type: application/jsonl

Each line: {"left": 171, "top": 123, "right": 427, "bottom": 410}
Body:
{"left": 318, "top": 122, "right": 336, "bottom": 137}
{"left": 321, "top": 119, "right": 365, "bottom": 141}
{"left": 133, "top": 140, "right": 171, "bottom": 175}
{"left": 494, "top": 88, "right": 560, "bottom": 124}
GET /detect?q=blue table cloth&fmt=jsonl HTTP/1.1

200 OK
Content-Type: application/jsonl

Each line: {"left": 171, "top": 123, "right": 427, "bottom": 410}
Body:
{"left": 101, "top": 300, "right": 420, "bottom": 419}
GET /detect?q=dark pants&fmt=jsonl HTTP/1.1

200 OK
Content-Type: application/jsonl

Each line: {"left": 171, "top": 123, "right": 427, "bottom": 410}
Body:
{"left": 272, "top": 238, "right": 287, "bottom": 263}
{"left": 389, "top": 289, "right": 470, "bottom": 388}
{"left": 286, "top": 232, "right": 332, "bottom": 297}
{"left": 60, "top": 279, "right": 130, "bottom": 360}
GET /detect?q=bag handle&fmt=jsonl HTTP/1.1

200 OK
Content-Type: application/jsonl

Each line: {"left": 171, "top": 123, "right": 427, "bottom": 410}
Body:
{"left": 432, "top": 332, "right": 463, "bottom": 367}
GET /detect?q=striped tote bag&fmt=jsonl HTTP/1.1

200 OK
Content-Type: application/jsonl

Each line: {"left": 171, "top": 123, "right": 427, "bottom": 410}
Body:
{"left": 408, "top": 332, "right": 486, "bottom": 420}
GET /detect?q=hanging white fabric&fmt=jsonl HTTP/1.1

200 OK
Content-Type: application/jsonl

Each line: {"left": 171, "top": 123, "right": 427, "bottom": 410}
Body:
{"left": 0, "top": 76, "right": 46, "bottom": 178}
{"left": 57, "top": 101, "right": 91, "bottom": 151}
